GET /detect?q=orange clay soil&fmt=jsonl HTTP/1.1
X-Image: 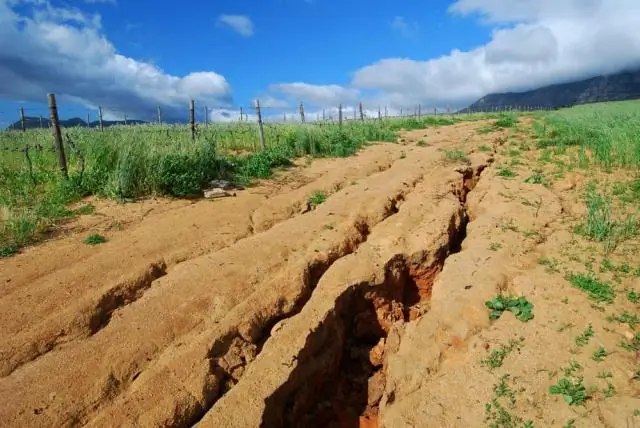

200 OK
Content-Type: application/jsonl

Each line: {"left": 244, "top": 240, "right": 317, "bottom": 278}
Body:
{"left": 1, "top": 119, "right": 639, "bottom": 428}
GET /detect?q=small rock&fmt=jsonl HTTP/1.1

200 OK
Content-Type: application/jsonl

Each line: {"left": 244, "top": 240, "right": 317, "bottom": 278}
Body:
{"left": 204, "top": 188, "right": 232, "bottom": 199}
{"left": 367, "top": 371, "right": 386, "bottom": 406}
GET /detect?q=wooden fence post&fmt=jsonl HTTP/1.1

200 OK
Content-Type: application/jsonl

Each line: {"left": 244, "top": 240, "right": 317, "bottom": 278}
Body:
{"left": 384, "top": 106, "right": 388, "bottom": 118}
{"left": 124, "top": 113, "right": 128, "bottom": 125}
{"left": 322, "top": 109, "right": 326, "bottom": 121}
{"left": 19, "top": 107, "right": 26, "bottom": 131}
{"left": 98, "top": 107, "right": 104, "bottom": 131}
{"left": 87, "top": 111, "right": 90, "bottom": 128}
{"left": 204, "top": 106, "right": 209, "bottom": 125}
{"left": 47, "top": 94, "right": 68, "bottom": 179}
{"left": 255, "top": 99, "right": 266, "bottom": 151}
{"left": 157, "top": 105, "right": 162, "bottom": 124}
{"left": 338, "top": 104, "right": 343, "bottom": 127}
{"left": 39, "top": 115, "right": 44, "bottom": 129}
{"left": 240, "top": 107, "right": 244, "bottom": 122}
{"left": 353, "top": 106, "right": 356, "bottom": 120}
{"left": 189, "top": 99, "right": 196, "bottom": 142}
{"left": 433, "top": 105, "right": 437, "bottom": 116}
{"left": 299, "top": 102, "right": 305, "bottom": 123}
{"left": 378, "top": 106, "right": 382, "bottom": 121}
{"left": 418, "top": 104, "right": 421, "bottom": 119}
{"left": 359, "top": 102, "right": 364, "bottom": 121}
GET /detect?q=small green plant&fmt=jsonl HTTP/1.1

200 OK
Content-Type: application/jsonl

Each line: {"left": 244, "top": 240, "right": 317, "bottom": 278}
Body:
{"left": 478, "top": 144, "right": 492, "bottom": 152}
{"left": 484, "top": 374, "right": 533, "bottom": 428}
{"left": 83, "top": 234, "right": 107, "bottom": 245}
{"left": 495, "top": 114, "right": 517, "bottom": 129}
{"left": 619, "top": 332, "right": 640, "bottom": 352}
{"left": 627, "top": 289, "right": 639, "bottom": 303}
{"left": 73, "top": 204, "right": 95, "bottom": 215}
{"left": 608, "top": 311, "right": 639, "bottom": 329}
{"left": 549, "top": 377, "right": 591, "bottom": 406}
{"left": 592, "top": 346, "right": 608, "bottom": 362}
{"left": 442, "top": 149, "right": 469, "bottom": 163}
{"left": 563, "top": 420, "right": 576, "bottom": 428}
{"left": 488, "top": 242, "right": 503, "bottom": 251}
{"left": 575, "top": 324, "right": 594, "bottom": 347}
{"left": 485, "top": 295, "right": 534, "bottom": 322}
{"left": 497, "top": 167, "right": 517, "bottom": 178}
{"left": 566, "top": 273, "right": 615, "bottom": 304}
{"left": 524, "top": 172, "right": 548, "bottom": 186}
{"left": 482, "top": 338, "right": 524, "bottom": 370}
{"left": 307, "top": 190, "right": 327, "bottom": 208}
{"left": 416, "top": 139, "right": 427, "bottom": 147}
{"left": 538, "top": 257, "right": 560, "bottom": 273}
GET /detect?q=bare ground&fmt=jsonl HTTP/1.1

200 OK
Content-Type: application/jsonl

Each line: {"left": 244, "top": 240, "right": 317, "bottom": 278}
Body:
{"left": 1, "top": 119, "right": 638, "bottom": 428}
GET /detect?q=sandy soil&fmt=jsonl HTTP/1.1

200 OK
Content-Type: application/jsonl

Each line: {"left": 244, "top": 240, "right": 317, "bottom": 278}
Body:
{"left": 1, "top": 119, "right": 638, "bottom": 428}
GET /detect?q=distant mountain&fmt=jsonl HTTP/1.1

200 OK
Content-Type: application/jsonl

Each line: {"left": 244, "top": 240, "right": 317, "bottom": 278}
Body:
{"left": 6, "top": 116, "right": 148, "bottom": 130}
{"left": 464, "top": 69, "right": 640, "bottom": 112}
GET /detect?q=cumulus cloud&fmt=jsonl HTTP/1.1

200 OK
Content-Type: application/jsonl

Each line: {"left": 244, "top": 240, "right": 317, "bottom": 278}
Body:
{"left": 0, "top": 0, "right": 232, "bottom": 121}
{"left": 268, "top": 82, "right": 359, "bottom": 107}
{"left": 272, "top": 0, "right": 640, "bottom": 110}
{"left": 217, "top": 14, "right": 254, "bottom": 37}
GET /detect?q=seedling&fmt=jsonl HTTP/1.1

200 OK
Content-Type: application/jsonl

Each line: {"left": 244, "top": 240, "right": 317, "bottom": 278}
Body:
{"left": 575, "top": 324, "right": 594, "bottom": 347}
{"left": 592, "top": 346, "right": 608, "bottom": 362}
{"left": 307, "top": 191, "right": 327, "bottom": 208}
{"left": 549, "top": 377, "right": 591, "bottom": 406}
{"left": 482, "top": 338, "right": 524, "bottom": 370}
{"left": 566, "top": 273, "right": 614, "bottom": 304}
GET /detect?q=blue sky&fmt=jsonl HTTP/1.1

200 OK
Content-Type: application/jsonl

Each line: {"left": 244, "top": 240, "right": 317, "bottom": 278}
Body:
{"left": 1, "top": 0, "right": 639, "bottom": 126}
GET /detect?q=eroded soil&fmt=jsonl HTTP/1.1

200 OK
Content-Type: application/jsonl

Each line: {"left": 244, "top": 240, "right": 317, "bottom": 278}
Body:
{"left": 1, "top": 119, "right": 639, "bottom": 428}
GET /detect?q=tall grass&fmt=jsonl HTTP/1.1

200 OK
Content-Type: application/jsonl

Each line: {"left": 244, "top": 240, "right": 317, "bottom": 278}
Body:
{"left": 535, "top": 100, "right": 640, "bottom": 169}
{"left": 0, "top": 119, "right": 405, "bottom": 255}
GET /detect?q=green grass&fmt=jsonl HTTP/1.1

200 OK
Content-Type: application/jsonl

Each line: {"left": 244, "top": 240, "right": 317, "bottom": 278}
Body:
{"left": 0, "top": 119, "right": 403, "bottom": 256}
{"left": 535, "top": 100, "right": 640, "bottom": 169}
{"left": 574, "top": 183, "right": 638, "bottom": 252}
{"left": 566, "top": 273, "right": 615, "bottom": 304}
{"left": 482, "top": 337, "right": 524, "bottom": 370}
{"left": 497, "top": 166, "right": 517, "bottom": 178}
{"left": 442, "top": 149, "right": 469, "bottom": 163}
{"left": 83, "top": 233, "right": 107, "bottom": 245}
{"left": 307, "top": 190, "right": 327, "bottom": 208}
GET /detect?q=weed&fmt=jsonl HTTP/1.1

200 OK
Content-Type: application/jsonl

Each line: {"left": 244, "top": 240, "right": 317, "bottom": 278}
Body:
{"left": 607, "top": 311, "right": 639, "bottom": 329}
{"left": 628, "top": 289, "right": 640, "bottom": 303}
{"left": 524, "top": 172, "right": 548, "bottom": 186}
{"left": 549, "top": 377, "right": 591, "bottom": 406}
{"left": 566, "top": 273, "right": 615, "bottom": 304}
{"left": 592, "top": 346, "right": 608, "bottom": 362}
{"left": 307, "top": 191, "right": 327, "bottom": 208}
{"left": 73, "top": 204, "right": 95, "bottom": 215}
{"left": 416, "top": 139, "right": 428, "bottom": 147}
{"left": 497, "top": 167, "right": 517, "bottom": 178}
{"left": 539, "top": 258, "right": 560, "bottom": 273}
{"left": 619, "top": 332, "right": 640, "bottom": 352}
{"left": 83, "top": 234, "right": 107, "bottom": 245}
{"left": 485, "top": 295, "right": 534, "bottom": 322}
{"left": 575, "top": 324, "right": 594, "bottom": 347}
{"left": 442, "top": 149, "right": 469, "bottom": 163}
{"left": 495, "top": 114, "right": 518, "bottom": 128}
{"left": 478, "top": 145, "right": 492, "bottom": 152}
{"left": 563, "top": 420, "right": 576, "bottom": 428}
{"left": 489, "top": 242, "right": 503, "bottom": 251}
{"left": 482, "top": 338, "right": 525, "bottom": 370}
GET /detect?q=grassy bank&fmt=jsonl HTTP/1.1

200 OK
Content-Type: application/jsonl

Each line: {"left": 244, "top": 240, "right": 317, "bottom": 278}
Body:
{"left": 1, "top": 119, "right": 422, "bottom": 256}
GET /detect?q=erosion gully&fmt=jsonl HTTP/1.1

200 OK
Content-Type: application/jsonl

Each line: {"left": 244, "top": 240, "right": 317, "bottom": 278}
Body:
{"left": 192, "top": 163, "right": 486, "bottom": 428}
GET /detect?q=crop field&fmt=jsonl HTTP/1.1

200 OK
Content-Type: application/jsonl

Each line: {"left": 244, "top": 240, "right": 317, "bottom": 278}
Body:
{"left": 0, "top": 101, "right": 639, "bottom": 427}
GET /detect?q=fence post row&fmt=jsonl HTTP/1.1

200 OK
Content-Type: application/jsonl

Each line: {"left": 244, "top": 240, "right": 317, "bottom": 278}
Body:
{"left": 255, "top": 99, "right": 266, "bottom": 151}
{"left": 157, "top": 105, "right": 162, "bottom": 125}
{"left": 47, "top": 93, "right": 68, "bottom": 179}
{"left": 189, "top": 99, "right": 196, "bottom": 142}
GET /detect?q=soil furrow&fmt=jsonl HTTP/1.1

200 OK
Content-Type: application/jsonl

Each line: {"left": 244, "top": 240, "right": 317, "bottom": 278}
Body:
{"left": 0, "top": 145, "right": 405, "bottom": 378}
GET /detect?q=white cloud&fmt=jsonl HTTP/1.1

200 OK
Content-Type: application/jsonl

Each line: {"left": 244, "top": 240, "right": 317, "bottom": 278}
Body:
{"left": 391, "top": 16, "right": 418, "bottom": 38}
{"left": 217, "top": 14, "right": 254, "bottom": 37}
{"left": 270, "top": 0, "right": 640, "bottom": 109}
{"left": 0, "top": 0, "right": 232, "bottom": 121}
{"left": 268, "top": 82, "right": 359, "bottom": 107}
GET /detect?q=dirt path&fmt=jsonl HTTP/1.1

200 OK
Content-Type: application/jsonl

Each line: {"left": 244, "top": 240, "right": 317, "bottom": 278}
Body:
{"left": 1, "top": 119, "right": 638, "bottom": 428}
